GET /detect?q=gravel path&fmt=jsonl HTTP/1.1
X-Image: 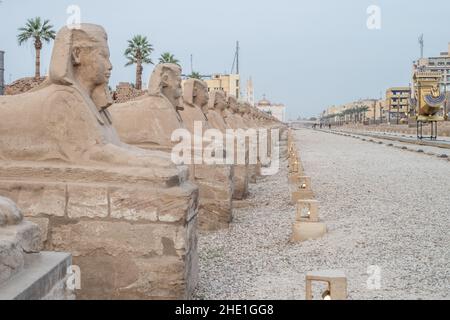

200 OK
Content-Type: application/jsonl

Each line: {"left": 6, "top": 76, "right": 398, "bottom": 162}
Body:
{"left": 194, "top": 128, "right": 450, "bottom": 300}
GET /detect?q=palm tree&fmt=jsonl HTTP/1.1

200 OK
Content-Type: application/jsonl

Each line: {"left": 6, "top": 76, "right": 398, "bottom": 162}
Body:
{"left": 158, "top": 52, "right": 179, "bottom": 65}
{"left": 189, "top": 72, "right": 202, "bottom": 79}
{"left": 360, "top": 106, "right": 369, "bottom": 123}
{"left": 124, "top": 35, "right": 154, "bottom": 90}
{"left": 17, "top": 17, "right": 56, "bottom": 79}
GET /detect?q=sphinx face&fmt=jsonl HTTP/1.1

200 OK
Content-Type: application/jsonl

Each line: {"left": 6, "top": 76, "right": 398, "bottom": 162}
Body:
{"left": 74, "top": 44, "right": 112, "bottom": 89}
{"left": 228, "top": 98, "right": 239, "bottom": 113}
{"left": 162, "top": 70, "right": 183, "bottom": 110}
{"left": 215, "top": 92, "right": 227, "bottom": 111}
{"left": 194, "top": 85, "right": 209, "bottom": 108}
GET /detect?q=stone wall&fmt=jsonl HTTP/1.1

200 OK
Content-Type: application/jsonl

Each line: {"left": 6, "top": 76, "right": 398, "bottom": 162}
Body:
{"left": 0, "top": 171, "right": 199, "bottom": 300}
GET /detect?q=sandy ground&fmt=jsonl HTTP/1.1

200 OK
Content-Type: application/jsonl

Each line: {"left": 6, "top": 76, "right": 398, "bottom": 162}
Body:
{"left": 194, "top": 128, "right": 450, "bottom": 300}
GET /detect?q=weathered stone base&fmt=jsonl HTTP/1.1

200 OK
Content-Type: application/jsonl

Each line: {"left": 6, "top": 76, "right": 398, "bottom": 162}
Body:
{"left": 291, "top": 190, "right": 315, "bottom": 204}
{"left": 193, "top": 164, "right": 234, "bottom": 231}
{"left": 291, "top": 222, "right": 327, "bottom": 242}
{"left": 233, "top": 165, "right": 249, "bottom": 200}
{"left": 0, "top": 163, "right": 199, "bottom": 300}
{"left": 0, "top": 220, "right": 41, "bottom": 285}
{"left": 279, "top": 127, "right": 289, "bottom": 159}
{"left": 0, "top": 252, "right": 73, "bottom": 300}
{"left": 248, "top": 163, "right": 261, "bottom": 184}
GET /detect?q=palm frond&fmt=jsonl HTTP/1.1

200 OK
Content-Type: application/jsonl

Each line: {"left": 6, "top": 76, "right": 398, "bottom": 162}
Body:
{"left": 17, "top": 17, "right": 56, "bottom": 45}
{"left": 124, "top": 34, "right": 154, "bottom": 67}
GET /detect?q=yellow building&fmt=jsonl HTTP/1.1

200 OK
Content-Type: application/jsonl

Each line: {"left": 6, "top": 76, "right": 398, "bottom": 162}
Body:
{"left": 386, "top": 87, "right": 411, "bottom": 124}
{"left": 204, "top": 74, "right": 241, "bottom": 99}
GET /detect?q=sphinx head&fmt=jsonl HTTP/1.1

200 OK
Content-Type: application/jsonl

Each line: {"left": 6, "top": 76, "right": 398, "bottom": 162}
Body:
{"left": 208, "top": 90, "right": 227, "bottom": 112}
{"left": 242, "top": 102, "right": 253, "bottom": 115}
{"left": 183, "top": 78, "right": 209, "bottom": 109}
{"left": 227, "top": 95, "right": 239, "bottom": 113}
{"left": 148, "top": 63, "right": 183, "bottom": 111}
{"left": 237, "top": 101, "right": 247, "bottom": 115}
{"left": 49, "top": 24, "right": 113, "bottom": 110}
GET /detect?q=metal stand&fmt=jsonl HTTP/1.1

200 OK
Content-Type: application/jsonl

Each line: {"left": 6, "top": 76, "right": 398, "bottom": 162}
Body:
{"left": 417, "top": 121, "right": 438, "bottom": 140}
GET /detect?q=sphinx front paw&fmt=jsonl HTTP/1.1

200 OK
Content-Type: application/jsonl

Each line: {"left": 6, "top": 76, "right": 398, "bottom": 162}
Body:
{"left": 0, "top": 197, "right": 23, "bottom": 226}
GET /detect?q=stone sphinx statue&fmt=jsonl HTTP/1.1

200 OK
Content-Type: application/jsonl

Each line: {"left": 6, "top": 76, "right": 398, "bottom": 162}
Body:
{"left": 111, "top": 71, "right": 234, "bottom": 231}
{"left": 202, "top": 91, "right": 250, "bottom": 199}
{"left": 0, "top": 25, "right": 177, "bottom": 176}
{"left": 180, "top": 78, "right": 210, "bottom": 134}
{"left": 0, "top": 25, "right": 198, "bottom": 300}
{"left": 205, "top": 90, "right": 229, "bottom": 133}
{"left": 223, "top": 95, "right": 247, "bottom": 130}
{"left": 239, "top": 102, "right": 259, "bottom": 129}
{"left": 110, "top": 63, "right": 184, "bottom": 151}
{"left": 179, "top": 79, "right": 234, "bottom": 230}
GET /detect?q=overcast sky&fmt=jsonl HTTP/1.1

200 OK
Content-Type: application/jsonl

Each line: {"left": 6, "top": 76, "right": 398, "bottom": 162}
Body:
{"left": 1, "top": 0, "right": 450, "bottom": 118}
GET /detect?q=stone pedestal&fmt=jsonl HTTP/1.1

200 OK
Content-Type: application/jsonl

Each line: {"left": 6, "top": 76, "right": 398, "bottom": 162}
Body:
{"left": 194, "top": 164, "right": 234, "bottom": 231}
{"left": 0, "top": 197, "right": 73, "bottom": 300}
{"left": 0, "top": 220, "right": 41, "bottom": 285}
{"left": 0, "top": 252, "right": 73, "bottom": 300}
{"left": 233, "top": 165, "right": 249, "bottom": 200}
{"left": 288, "top": 173, "right": 302, "bottom": 185}
{"left": 291, "top": 200, "right": 326, "bottom": 243}
{"left": 291, "top": 176, "right": 314, "bottom": 204}
{"left": 0, "top": 163, "right": 199, "bottom": 300}
{"left": 305, "top": 270, "right": 347, "bottom": 300}
{"left": 247, "top": 163, "right": 261, "bottom": 184}
{"left": 291, "top": 221, "right": 327, "bottom": 242}
{"left": 296, "top": 200, "right": 319, "bottom": 222}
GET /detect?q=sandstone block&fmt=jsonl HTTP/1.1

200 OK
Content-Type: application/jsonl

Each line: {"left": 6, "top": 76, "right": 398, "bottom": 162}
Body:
{"left": 67, "top": 185, "right": 108, "bottom": 219}
{"left": 291, "top": 221, "right": 327, "bottom": 242}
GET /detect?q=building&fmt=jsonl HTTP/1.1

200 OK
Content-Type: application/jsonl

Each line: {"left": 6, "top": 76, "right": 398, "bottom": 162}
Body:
{"left": 413, "top": 43, "right": 450, "bottom": 92}
{"left": 386, "top": 87, "right": 411, "bottom": 124}
{"left": 204, "top": 73, "right": 240, "bottom": 99}
{"left": 256, "top": 96, "right": 286, "bottom": 122}
{"left": 0, "top": 51, "right": 4, "bottom": 95}
{"left": 246, "top": 77, "right": 254, "bottom": 106}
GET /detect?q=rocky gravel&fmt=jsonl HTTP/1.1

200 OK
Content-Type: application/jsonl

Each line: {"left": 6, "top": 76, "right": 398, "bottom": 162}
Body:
{"left": 194, "top": 128, "right": 450, "bottom": 300}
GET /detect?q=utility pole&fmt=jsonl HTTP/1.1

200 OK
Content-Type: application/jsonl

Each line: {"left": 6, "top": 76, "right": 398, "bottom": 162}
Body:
{"left": 231, "top": 41, "right": 240, "bottom": 75}
{"left": 419, "top": 34, "right": 424, "bottom": 59}
{"left": 236, "top": 41, "right": 240, "bottom": 75}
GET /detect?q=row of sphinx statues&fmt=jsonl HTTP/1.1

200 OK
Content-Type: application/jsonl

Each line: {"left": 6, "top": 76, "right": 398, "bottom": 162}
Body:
{"left": 0, "top": 24, "right": 286, "bottom": 299}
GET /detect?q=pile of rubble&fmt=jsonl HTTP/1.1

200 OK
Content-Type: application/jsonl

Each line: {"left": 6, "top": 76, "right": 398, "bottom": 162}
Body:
{"left": 112, "top": 82, "right": 146, "bottom": 102}
{"left": 5, "top": 77, "right": 46, "bottom": 95}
